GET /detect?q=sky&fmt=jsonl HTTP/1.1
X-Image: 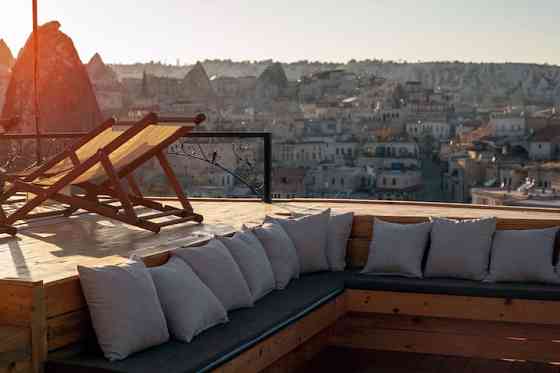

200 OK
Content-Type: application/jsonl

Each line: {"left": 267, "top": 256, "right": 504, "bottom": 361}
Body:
{"left": 1, "top": 0, "right": 559, "bottom": 65}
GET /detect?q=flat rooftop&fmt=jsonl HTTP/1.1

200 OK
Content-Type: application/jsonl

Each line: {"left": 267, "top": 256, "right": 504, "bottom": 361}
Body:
{"left": 3, "top": 198, "right": 560, "bottom": 284}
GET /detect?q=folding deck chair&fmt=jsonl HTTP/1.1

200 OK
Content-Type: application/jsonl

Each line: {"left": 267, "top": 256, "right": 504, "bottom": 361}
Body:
{"left": 0, "top": 112, "right": 206, "bottom": 235}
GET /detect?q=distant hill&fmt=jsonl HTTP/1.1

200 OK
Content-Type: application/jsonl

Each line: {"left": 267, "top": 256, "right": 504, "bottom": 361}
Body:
{"left": 110, "top": 60, "right": 560, "bottom": 106}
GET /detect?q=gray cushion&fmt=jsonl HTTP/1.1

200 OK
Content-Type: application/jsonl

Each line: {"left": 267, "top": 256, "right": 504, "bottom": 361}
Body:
{"left": 327, "top": 212, "right": 354, "bottom": 271}
{"left": 345, "top": 272, "right": 560, "bottom": 301}
{"left": 487, "top": 228, "right": 560, "bottom": 284}
{"left": 292, "top": 210, "right": 354, "bottom": 271}
{"left": 46, "top": 272, "right": 347, "bottom": 373}
{"left": 362, "top": 219, "right": 432, "bottom": 278}
{"left": 425, "top": 217, "right": 496, "bottom": 280}
{"left": 173, "top": 240, "right": 253, "bottom": 311}
{"left": 266, "top": 209, "right": 330, "bottom": 273}
{"left": 149, "top": 257, "right": 228, "bottom": 343}
{"left": 78, "top": 261, "right": 169, "bottom": 361}
{"left": 248, "top": 222, "right": 300, "bottom": 289}
{"left": 219, "top": 230, "right": 276, "bottom": 302}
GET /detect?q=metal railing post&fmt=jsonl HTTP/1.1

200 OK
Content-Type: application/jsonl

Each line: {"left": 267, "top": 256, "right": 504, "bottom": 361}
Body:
{"left": 263, "top": 132, "right": 272, "bottom": 203}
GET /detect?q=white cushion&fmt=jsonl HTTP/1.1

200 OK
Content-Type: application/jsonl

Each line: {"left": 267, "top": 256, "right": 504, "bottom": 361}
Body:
{"left": 149, "top": 257, "right": 228, "bottom": 342}
{"left": 265, "top": 209, "right": 330, "bottom": 273}
{"left": 248, "top": 222, "right": 300, "bottom": 289}
{"left": 487, "top": 227, "right": 560, "bottom": 284}
{"left": 362, "top": 219, "right": 432, "bottom": 278}
{"left": 425, "top": 217, "right": 496, "bottom": 280}
{"left": 219, "top": 230, "right": 275, "bottom": 302}
{"left": 78, "top": 261, "right": 169, "bottom": 361}
{"left": 326, "top": 212, "right": 354, "bottom": 271}
{"left": 292, "top": 210, "right": 354, "bottom": 271}
{"left": 173, "top": 239, "right": 253, "bottom": 311}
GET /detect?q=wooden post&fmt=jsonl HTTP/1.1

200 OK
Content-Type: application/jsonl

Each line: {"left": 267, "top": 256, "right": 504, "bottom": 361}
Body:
{"left": 156, "top": 151, "right": 193, "bottom": 213}
{"left": 31, "top": 282, "right": 46, "bottom": 373}
{"left": 99, "top": 151, "right": 137, "bottom": 220}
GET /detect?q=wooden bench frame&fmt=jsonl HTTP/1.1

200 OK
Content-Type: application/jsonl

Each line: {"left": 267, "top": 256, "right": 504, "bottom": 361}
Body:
{"left": 6, "top": 211, "right": 560, "bottom": 373}
{"left": 332, "top": 214, "right": 560, "bottom": 365}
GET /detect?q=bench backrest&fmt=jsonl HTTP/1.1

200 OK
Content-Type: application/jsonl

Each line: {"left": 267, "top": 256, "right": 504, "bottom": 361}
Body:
{"left": 347, "top": 215, "right": 560, "bottom": 267}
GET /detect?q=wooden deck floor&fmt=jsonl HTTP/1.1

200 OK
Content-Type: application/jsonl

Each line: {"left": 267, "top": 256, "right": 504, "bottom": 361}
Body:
{"left": 2, "top": 198, "right": 560, "bottom": 284}
{"left": 301, "top": 348, "right": 559, "bottom": 373}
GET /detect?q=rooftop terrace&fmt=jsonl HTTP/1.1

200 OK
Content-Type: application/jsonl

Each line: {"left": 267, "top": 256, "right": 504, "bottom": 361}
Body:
{"left": 3, "top": 198, "right": 560, "bottom": 373}
{"left": 3, "top": 198, "right": 560, "bottom": 284}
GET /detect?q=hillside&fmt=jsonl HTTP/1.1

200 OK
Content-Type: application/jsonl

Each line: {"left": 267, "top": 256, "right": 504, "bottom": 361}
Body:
{"left": 111, "top": 60, "right": 560, "bottom": 106}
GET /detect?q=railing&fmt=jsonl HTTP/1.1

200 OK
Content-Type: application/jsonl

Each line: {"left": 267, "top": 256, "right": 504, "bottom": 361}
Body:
{"left": 0, "top": 131, "right": 273, "bottom": 203}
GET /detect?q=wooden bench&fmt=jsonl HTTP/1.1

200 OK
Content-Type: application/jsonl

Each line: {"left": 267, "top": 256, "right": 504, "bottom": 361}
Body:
{"left": 6, "top": 211, "right": 560, "bottom": 372}
{"left": 333, "top": 214, "right": 560, "bottom": 364}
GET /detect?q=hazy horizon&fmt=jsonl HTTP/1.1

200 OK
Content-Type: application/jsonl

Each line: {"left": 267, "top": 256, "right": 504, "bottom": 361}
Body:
{"left": 2, "top": 1, "right": 560, "bottom": 66}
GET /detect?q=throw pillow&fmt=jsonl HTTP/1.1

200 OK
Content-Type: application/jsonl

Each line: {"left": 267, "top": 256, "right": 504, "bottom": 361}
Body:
{"left": 149, "top": 257, "right": 228, "bottom": 342}
{"left": 173, "top": 239, "right": 253, "bottom": 310}
{"left": 78, "top": 261, "right": 169, "bottom": 361}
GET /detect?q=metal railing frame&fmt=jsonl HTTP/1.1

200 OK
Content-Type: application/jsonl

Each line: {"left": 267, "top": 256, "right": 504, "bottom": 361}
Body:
{"left": 0, "top": 131, "right": 273, "bottom": 203}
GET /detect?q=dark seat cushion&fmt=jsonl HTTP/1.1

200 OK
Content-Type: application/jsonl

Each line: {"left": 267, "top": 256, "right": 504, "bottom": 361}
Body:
{"left": 345, "top": 273, "right": 560, "bottom": 301}
{"left": 46, "top": 272, "right": 346, "bottom": 373}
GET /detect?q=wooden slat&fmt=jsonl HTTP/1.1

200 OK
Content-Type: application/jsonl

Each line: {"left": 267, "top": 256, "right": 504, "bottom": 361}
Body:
{"left": 141, "top": 209, "right": 186, "bottom": 220}
{"left": 346, "top": 238, "right": 369, "bottom": 268}
{"left": 213, "top": 295, "right": 345, "bottom": 373}
{"left": 0, "top": 360, "right": 32, "bottom": 373}
{"left": 0, "top": 326, "right": 31, "bottom": 367}
{"left": 0, "top": 280, "right": 36, "bottom": 327}
{"left": 329, "top": 320, "right": 560, "bottom": 363}
{"left": 30, "top": 283, "right": 46, "bottom": 373}
{"left": 45, "top": 280, "right": 85, "bottom": 319}
{"left": 347, "top": 289, "right": 560, "bottom": 325}
{"left": 341, "top": 313, "right": 560, "bottom": 341}
{"left": 260, "top": 327, "right": 334, "bottom": 373}
{"left": 47, "top": 310, "right": 92, "bottom": 352}
{"left": 0, "top": 326, "right": 31, "bottom": 354}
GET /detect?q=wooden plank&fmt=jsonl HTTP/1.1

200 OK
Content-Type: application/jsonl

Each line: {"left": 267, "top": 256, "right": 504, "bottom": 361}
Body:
{"left": 346, "top": 238, "right": 369, "bottom": 268}
{"left": 329, "top": 322, "right": 560, "bottom": 363}
{"left": 45, "top": 280, "right": 85, "bottom": 319}
{"left": 260, "top": 327, "right": 334, "bottom": 373}
{"left": 0, "top": 326, "right": 31, "bottom": 371}
{"left": 347, "top": 290, "right": 560, "bottom": 325}
{"left": 0, "top": 360, "right": 32, "bottom": 373}
{"left": 0, "top": 280, "right": 36, "bottom": 327}
{"left": 341, "top": 313, "right": 560, "bottom": 341}
{"left": 156, "top": 151, "right": 194, "bottom": 213}
{"left": 30, "top": 283, "right": 46, "bottom": 373}
{"left": 213, "top": 295, "right": 343, "bottom": 373}
{"left": 0, "top": 326, "right": 30, "bottom": 353}
{"left": 47, "top": 310, "right": 92, "bottom": 352}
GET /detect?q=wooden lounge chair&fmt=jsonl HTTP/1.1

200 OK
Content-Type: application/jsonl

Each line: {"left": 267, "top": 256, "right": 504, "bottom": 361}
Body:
{"left": 0, "top": 112, "right": 206, "bottom": 235}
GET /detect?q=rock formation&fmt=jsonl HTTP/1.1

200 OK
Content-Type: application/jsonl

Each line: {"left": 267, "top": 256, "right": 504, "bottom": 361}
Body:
{"left": 86, "top": 53, "right": 126, "bottom": 117}
{"left": 254, "top": 63, "right": 289, "bottom": 110}
{"left": 181, "top": 62, "right": 216, "bottom": 103}
{"left": 0, "top": 39, "right": 14, "bottom": 69}
{"left": 1, "top": 21, "right": 102, "bottom": 133}
{"left": 0, "top": 67, "right": 10, "bottom": 114}
{"left": 111, "top": 60, "right": 560, "bottom": 106}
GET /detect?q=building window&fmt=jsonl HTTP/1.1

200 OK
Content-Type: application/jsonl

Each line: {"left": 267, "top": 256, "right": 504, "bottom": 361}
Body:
{"left": 392, "top": 178, "right": 397, "bottom": 186}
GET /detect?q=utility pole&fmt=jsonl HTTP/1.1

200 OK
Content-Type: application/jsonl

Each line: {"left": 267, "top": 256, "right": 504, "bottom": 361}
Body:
{"left": 32, "top": 0, "right": 42, "bottom": 164}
